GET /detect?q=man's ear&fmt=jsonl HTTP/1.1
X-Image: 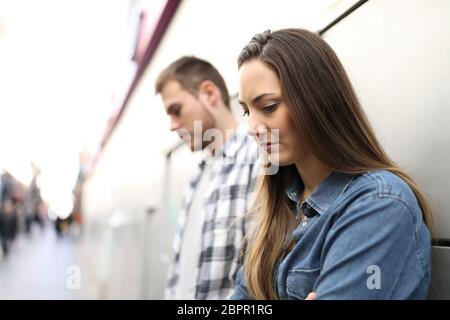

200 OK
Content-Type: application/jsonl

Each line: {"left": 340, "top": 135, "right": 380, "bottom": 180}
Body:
{"left": 198, "top": 80, "right": 220, "bottom": 107}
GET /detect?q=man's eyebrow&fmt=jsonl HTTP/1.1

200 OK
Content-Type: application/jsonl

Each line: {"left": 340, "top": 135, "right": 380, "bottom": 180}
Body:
{"left": 239, "top": 93, "right": 277, "bottom": 107}
{"left": 238, "top": 100, "right": 247, "bottom": 107}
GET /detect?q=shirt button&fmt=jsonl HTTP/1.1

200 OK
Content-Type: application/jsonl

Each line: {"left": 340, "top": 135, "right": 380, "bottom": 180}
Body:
{"left": 301, "top": 221, "right": 307, "bottom": 227}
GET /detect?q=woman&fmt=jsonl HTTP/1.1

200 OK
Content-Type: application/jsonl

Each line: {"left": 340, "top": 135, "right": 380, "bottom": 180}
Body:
{"left": 231, "top": 29, "right": 432, "bottom": 300}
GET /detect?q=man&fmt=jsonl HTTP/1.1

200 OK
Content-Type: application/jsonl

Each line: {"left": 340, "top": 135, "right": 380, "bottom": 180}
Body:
{"left": 155, "top": 56, "right": 260, "bottom": 299}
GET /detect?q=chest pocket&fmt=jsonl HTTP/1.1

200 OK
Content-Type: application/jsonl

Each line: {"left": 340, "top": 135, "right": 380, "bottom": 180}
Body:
{"left": 286, "top": 267, "right": 320, "bottom": 300}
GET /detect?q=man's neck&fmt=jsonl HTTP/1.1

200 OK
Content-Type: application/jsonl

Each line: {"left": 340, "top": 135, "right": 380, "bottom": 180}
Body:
{"left": 206, "top": 112, "right": 238, "bottom": 156}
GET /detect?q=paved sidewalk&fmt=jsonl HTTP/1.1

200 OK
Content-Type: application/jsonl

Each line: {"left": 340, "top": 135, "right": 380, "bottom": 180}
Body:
{"left": 0, "top": 224, "right": 98, "bottom": 299}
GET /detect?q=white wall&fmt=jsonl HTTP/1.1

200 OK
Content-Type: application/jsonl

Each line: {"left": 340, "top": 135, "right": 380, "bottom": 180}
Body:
{"left": 82, "top": 0, "right": 450, "bottom": 299}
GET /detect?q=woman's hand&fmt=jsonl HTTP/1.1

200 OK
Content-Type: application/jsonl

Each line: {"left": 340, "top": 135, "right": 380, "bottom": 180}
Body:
{"left": 305, "top": 292, "right": 316, "bottom": 300}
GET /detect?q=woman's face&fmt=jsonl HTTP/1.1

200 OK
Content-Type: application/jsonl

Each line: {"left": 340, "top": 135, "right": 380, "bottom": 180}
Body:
{"left": 239, "top": 59, "right": 308, "bottom": 166}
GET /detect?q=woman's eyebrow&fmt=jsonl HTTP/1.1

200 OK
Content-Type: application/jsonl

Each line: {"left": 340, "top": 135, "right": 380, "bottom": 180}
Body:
{"left": 239, "top": 92, "right": 277, "bottom": 107}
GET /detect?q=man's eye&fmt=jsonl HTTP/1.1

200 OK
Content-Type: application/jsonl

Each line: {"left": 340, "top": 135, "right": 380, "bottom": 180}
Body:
{"left": 262, "top": 103, "right": 279, "bottom": 113}
{"left": 172, "top": 107, "right": 181, "bottom": 116}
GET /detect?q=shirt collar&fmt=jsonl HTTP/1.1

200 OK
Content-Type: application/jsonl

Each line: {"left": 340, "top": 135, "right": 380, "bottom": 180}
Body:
{"left": 287, "top": 171, "right": 354, "bottom": 218}
{"left": 218, "top": 124, "right": 250, "bottom": 159}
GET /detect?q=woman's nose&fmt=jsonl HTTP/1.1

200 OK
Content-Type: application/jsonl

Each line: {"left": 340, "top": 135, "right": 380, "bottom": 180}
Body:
{"left": 248, "top": 123, "right": 268, "bottom": 141}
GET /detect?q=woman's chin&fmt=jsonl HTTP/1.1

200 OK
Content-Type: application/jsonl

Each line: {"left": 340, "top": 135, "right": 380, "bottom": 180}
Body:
{"left": 263, "top": 151, "right": 286, "bottom": 166}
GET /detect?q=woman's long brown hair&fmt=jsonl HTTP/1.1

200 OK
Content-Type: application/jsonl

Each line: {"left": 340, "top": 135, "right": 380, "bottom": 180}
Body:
{"left": 238, "top": 28, "right": 432, "bottom": 300}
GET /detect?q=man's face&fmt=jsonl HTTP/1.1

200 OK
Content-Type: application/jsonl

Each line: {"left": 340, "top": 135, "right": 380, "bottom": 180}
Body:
{"left": 160, "top": 80, "right": 214, "bottom": 151}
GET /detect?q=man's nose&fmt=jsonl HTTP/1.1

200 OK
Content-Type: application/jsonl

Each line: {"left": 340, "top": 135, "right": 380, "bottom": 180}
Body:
{"left": 170, "top": 118, "right": 180, "bottom": 132}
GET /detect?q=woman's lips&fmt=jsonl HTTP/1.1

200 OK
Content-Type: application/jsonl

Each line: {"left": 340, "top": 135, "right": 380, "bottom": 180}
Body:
{"left": 260, "top": 142, "right": 278, "bottom": 152}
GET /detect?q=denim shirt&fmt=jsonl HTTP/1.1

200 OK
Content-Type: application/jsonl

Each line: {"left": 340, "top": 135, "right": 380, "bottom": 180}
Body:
{"left": 230, "top": 170, "right": 431, "bottom": 300}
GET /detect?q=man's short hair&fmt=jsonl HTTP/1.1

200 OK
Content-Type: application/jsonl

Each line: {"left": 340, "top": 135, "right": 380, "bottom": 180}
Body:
{"left": 155, "top": 56, "right": 230, "bottom": 108}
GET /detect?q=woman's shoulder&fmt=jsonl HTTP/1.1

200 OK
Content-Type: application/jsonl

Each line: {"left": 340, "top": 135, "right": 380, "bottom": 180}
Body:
{"left": 345, "top": 169, "right": 420, "bottom": 213}
{"left": 328, "top": 170, "right": 426, "bottom": 239}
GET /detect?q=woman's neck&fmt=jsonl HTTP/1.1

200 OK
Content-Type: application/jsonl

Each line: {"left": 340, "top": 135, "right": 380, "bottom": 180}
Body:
{"left": 295, "top": 154, "right": 332, "bottom": 199}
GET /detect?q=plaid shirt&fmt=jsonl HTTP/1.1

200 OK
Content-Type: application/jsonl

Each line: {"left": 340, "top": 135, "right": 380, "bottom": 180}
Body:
{"left": 165, "top": 126, "right": 260, "bottom": 300}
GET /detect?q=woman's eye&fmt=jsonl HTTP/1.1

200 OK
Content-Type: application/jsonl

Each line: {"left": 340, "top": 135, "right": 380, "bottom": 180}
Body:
{"left": 262, "top": 103, "right": 279, "bottom": 113}
{"left": 242, "top": 110, "right": 249, "bottom": 117}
